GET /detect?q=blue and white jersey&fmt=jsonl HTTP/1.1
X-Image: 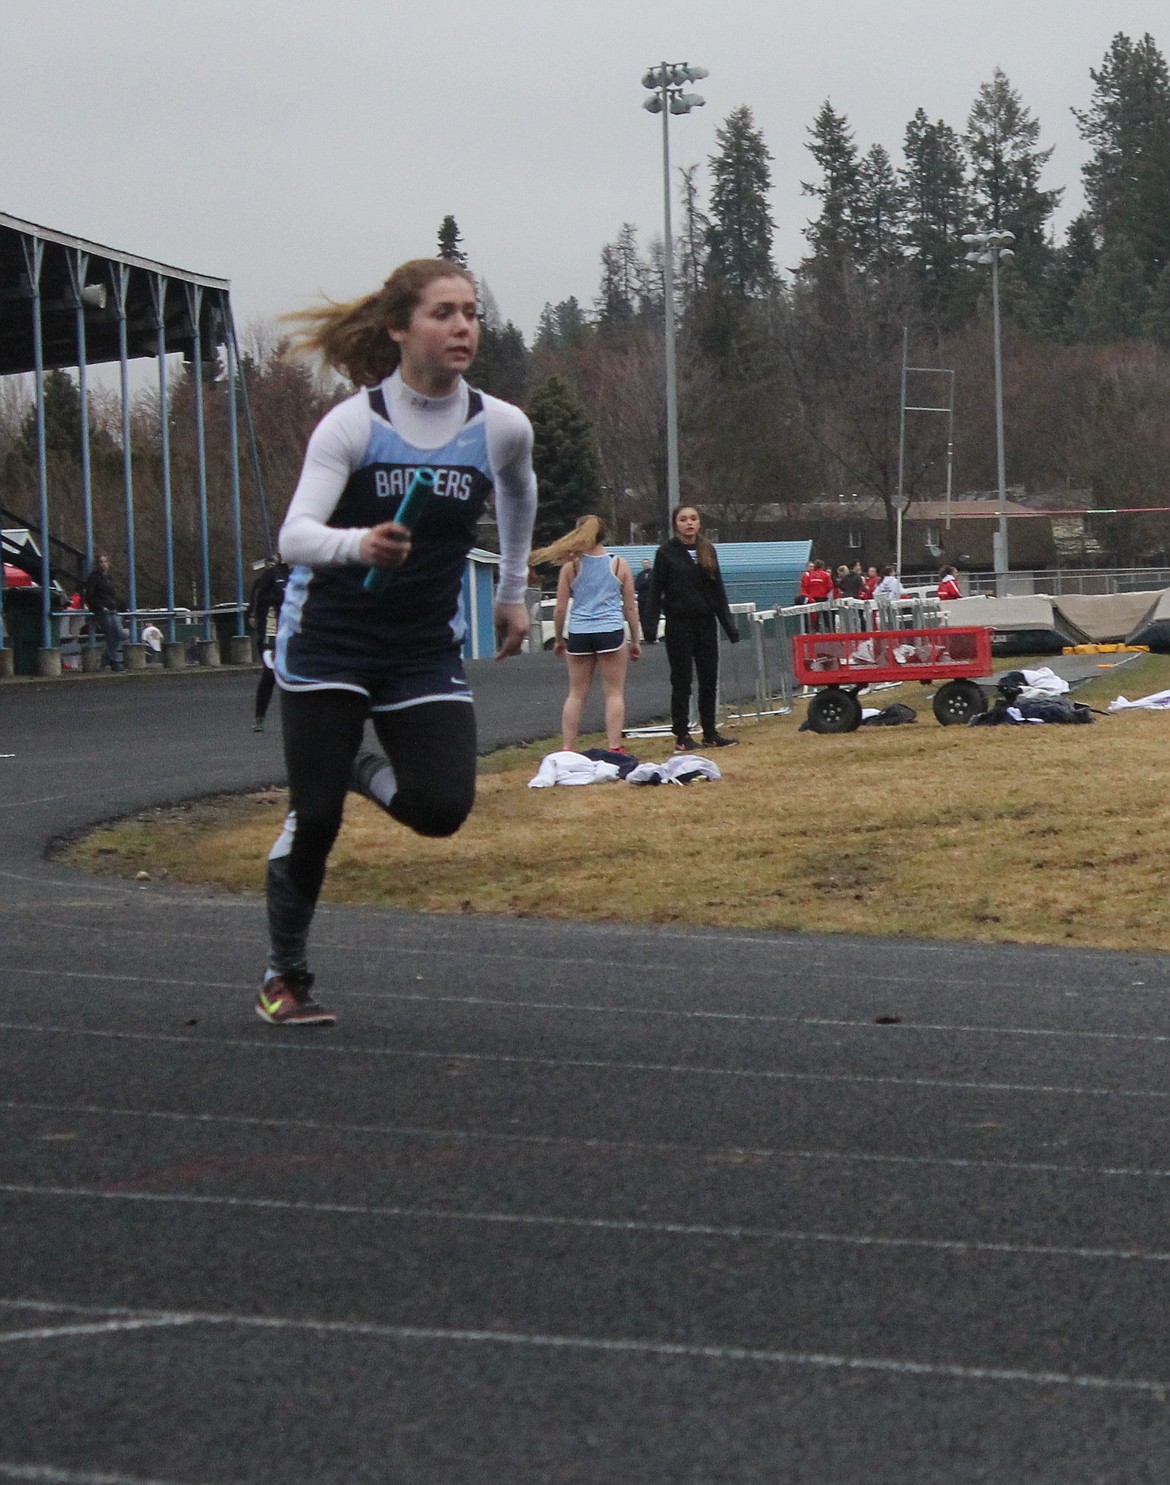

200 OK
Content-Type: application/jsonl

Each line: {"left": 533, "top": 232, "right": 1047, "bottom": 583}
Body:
{"left": 275, "top": 372, "right": 537, "bottom": 687}
{"left": 569, "top": 552, "right": 624, "bottom": 634}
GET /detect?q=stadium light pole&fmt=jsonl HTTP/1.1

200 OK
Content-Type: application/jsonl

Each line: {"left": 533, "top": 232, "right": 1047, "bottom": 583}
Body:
{"left": 963, "top": 229, "right": 1015, "bottom": 596}
{"left": 642, "top": 62, "right": 708, "bottom": 519}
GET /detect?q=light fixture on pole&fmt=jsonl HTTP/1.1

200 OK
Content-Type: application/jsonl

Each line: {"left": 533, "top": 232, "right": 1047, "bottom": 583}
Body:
{"left": 642, "top": 61, "right": 708, "bottom": 518}
{"left": 962, "top": 229, "right": 1015, "bottom": 596}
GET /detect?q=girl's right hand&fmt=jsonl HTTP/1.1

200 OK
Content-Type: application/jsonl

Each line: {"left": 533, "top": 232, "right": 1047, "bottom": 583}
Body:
{"left": 359, "top": 522, "right": 412, "bottom": 569}
{"left": 554, "top": 638, "right": 567, "bottom": 657}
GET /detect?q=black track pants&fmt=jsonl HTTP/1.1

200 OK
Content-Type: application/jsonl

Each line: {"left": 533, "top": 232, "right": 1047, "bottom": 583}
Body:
{"left": 266, "top": 688, "right": 477, "bottom": 975}
{"left": 664, "top": 614, "right": 719, "bottom": 739}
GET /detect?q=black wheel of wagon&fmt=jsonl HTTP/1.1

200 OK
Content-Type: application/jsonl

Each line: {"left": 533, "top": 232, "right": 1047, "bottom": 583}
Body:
{"left": 933, "top": 679, "right": 987, "bottom": 726}
{"left": 807, "top": 687, "right": 862, "bottom": 734}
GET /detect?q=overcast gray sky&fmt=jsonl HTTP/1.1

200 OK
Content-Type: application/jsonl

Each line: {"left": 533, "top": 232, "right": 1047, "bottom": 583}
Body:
{"left": 2, "top": 1, "right": 1164, "bottom": 342}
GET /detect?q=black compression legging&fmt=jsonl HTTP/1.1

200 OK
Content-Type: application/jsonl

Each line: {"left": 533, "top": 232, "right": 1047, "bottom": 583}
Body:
{"left": 266, "top": 688, "right": 477, "bottom": 975}
{"left": 254, "top": 655, "right": 276, "bottom": 722}
{"left": 664, "top": 613, "right": 720, "bottom": 739}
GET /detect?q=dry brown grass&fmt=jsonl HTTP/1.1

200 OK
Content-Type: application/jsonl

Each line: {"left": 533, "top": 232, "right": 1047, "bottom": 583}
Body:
{"left": 61, "top": 654, "right": 1170, "bottom": 951}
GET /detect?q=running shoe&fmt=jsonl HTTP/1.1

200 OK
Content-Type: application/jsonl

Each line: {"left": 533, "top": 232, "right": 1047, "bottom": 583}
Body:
{"left": 674, "top": 734, "right": 697, "bottom": 752}
{"left": 256, "top": 971, "right": 336, "bottom": 1027}
{"left": 702, "top": 732, "right": 739, "bottom": 748}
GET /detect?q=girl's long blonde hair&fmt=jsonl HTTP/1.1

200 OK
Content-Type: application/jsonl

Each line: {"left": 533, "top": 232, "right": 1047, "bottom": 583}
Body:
{"left": 282, "top": 259, "right": 476, "bottom": 387}
{"left": 529, "top": 514, "right": 607, "bottom": 568}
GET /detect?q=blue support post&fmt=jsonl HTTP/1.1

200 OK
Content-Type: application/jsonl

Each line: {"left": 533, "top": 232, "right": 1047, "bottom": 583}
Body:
{"left": 67, "top": 251, "right": 95, "bottom": 586}
{"left": 20, "top": 235, "right": 51, "bottom": 649}
{"left": 185, "top": 284, "right": 212, "bottom": 641}
{"left": 225, "top": 306, "right": 272, "bottom": 556}
{"left": 221, "top": 293, "right": 245, "bottom": 635}
{"left": 113, "top": 263, "right": 138, "bottom": 635}
{"left": 151, "top": 274, "right": 177, "bottom": 641}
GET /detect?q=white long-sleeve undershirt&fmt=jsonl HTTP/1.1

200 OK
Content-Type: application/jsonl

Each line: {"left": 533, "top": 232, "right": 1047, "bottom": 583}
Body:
{"left": 279, "top": 371, "right": 537, "bottom": 604}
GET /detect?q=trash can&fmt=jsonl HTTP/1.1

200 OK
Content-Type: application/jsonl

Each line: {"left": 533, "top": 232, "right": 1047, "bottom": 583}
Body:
{"left": 3, "top": 590, "right": 49, "bottom": 676}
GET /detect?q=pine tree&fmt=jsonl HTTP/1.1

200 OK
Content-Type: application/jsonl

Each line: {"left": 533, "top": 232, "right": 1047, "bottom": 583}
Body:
{"left": 526, "top": 375, "right": 604, "bottom": 544}
{"left": 1046, "top": 213, "right": 1099, "bottom": 331}
{"left": 706, "top": 105, "right": 776, "bottom": 297}
{"left": 534, "top": 298, "right": 591, "bottom": 357}
{"left": 854, "top": 145, "right": 904, "bottom": 268}
{"left": 472, "top": 284, "right": 530, "bottom": 404}
{"left": 965, "top": 68, "right": 1061, "bottom": 295}
{"left": 677, "top": 163, "right": 710, "bottom": 303}
{"left": 899, "top": 108, "right": 972, "bottom": 324}
{"left": 801, "top": 101, "right": 862, "bottom": 263}
{"left": 1074, "top": 33, "right": 1170, "bottom": 282}
{"left": 595, "top": 224, "right": 651, "bottom": 330}
{"left": 436, "top": 215, "right": 468, "bottom": 266}
{"left": 18, "top": 369, "right": 84, "bottom": 463}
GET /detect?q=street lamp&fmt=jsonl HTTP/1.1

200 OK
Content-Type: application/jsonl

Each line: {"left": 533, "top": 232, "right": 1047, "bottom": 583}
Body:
{"left": 962, "top": 229, "right": 1015, "bottom": 596}
{"left": 642, "top": 62, "right": 708, "bottom": 518}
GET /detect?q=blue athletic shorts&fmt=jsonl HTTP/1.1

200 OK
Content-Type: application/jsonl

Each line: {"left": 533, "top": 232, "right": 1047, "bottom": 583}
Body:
{"left": 566, "top": 628, "right": 625, "bottom": 656}
{"left": 276, "top": 646, "right": 472, "bottom": 711}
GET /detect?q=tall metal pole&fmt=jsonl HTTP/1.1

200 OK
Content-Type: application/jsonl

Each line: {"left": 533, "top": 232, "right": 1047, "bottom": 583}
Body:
{"left": 896, "top": 327, "right": 908, "bottom": 576}
{"left": 643, "top": 62, "right": 707, "bottom": 526}
{"left": 963, "top": 228, "right": 1013, "bottom": 596}
{"left": 991, "top": 248, "right": 1008, "bottom": 596}
{"left": 659, "top": 69, "right": 680, "bottom": 517}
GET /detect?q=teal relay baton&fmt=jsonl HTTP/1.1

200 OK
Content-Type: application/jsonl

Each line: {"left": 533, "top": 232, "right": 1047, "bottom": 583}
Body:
{"left": 363, "top": 466, "right": 437, "bottom": 594}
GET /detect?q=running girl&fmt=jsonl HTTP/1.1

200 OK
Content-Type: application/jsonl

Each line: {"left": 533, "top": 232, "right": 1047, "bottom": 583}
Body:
{"left": 258, "top": 259, "right": 537, "bottom": 1026}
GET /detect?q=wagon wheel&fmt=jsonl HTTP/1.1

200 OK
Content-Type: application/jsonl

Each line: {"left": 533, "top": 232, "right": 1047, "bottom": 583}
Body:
{"left": 807, "top": 687, "right": 862, "bottom": 734}
{"left": 933, "top": 679, "right": 987, "bottom": 726}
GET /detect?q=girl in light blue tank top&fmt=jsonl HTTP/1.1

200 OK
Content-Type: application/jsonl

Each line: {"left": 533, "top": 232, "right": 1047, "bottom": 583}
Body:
{"left": 529, "top": 514, "right": 642, "bottom": 752}
{"left": 569, "top": 551, "right": 624, "bottom": 633}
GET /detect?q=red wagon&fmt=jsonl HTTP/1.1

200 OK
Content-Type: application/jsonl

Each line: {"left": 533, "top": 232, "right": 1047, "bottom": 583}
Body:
{"left": 793, "top": 625, "right": 993, "bottom": 732}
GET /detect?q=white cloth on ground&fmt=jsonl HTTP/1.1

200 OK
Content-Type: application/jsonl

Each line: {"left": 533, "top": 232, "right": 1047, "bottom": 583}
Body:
{"left": 625, "top": 755, "right": 722, "bottom": 785}
{"left": 1015, "top": 666, "right": 1069, "bottom": 699}
{"left": 1108, "top": 688, "right": 1170, "bottom": 712}
{"left": 528, "top": 751, "right": 622, "bottom": 788}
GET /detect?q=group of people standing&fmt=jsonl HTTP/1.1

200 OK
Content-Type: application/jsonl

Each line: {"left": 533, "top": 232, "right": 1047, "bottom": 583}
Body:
{"left": 798, "top": 560, "right": 965, "bottom": 608}
{"left": 797, "top": 559, "right": 906, "bottom": 607}
{"left": 528, "top": 506, "right": 740, "bottom": 757}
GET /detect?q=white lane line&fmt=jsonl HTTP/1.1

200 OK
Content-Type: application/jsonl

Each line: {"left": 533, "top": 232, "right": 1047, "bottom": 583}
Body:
{"left": 1, "top": 1021, "right": 1166, "bottom": 1100}
{"left": 6, "top": 1097, "right": 1170, "bottom": 1182}
{"left": 6, "top": 974, "right": 1170, "bottom": 1044}
{"left": 3, "top": 1180, "right": 1169, "bottom": 1266}
{"left": 2, "top": 922, "right": 1167, "bottom": 1000}
{"left": 289, "top": 990, "right": 1170, "bottom": 1044}
{"left": 0, "top": 1459, "right": 222, "bottom": 1484}
{"left": 0, "top": 1297, "right": 1163, "bottom": 1398}
{"left": 0, "top": 1316, "right": 214, "bottom": 1345}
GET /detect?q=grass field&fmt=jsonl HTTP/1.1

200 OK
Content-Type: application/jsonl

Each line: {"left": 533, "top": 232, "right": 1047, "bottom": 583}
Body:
{"left": 60, "top": 652, "right": 1170, "bottom": 953}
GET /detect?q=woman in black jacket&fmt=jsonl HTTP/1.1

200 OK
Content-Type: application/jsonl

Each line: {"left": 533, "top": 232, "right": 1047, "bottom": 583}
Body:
{"left": 645, "top": 505, "right": 739, "bottom": 751}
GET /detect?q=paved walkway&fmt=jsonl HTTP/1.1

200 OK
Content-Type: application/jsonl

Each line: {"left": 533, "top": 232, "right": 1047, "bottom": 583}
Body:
{"left": 1, "top": 664, "right": 1168, "bottom": 1483}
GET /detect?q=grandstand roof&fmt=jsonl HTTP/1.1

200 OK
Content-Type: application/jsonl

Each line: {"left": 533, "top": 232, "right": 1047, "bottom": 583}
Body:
{"left": 0, "top": 211, "right": 230, "bottom": 376}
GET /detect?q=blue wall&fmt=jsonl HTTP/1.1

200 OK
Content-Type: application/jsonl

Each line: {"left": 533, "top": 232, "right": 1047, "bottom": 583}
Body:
{"left": 612, "top": 540, "right": 812, "bottom": 611}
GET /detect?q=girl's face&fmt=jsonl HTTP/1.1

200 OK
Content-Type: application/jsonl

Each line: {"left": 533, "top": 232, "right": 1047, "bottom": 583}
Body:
{"left": 390, "top": 275, "right": 480, "bottom": 391}
{"left": 674, "top": 508, "right": 701, "bottom": 544}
